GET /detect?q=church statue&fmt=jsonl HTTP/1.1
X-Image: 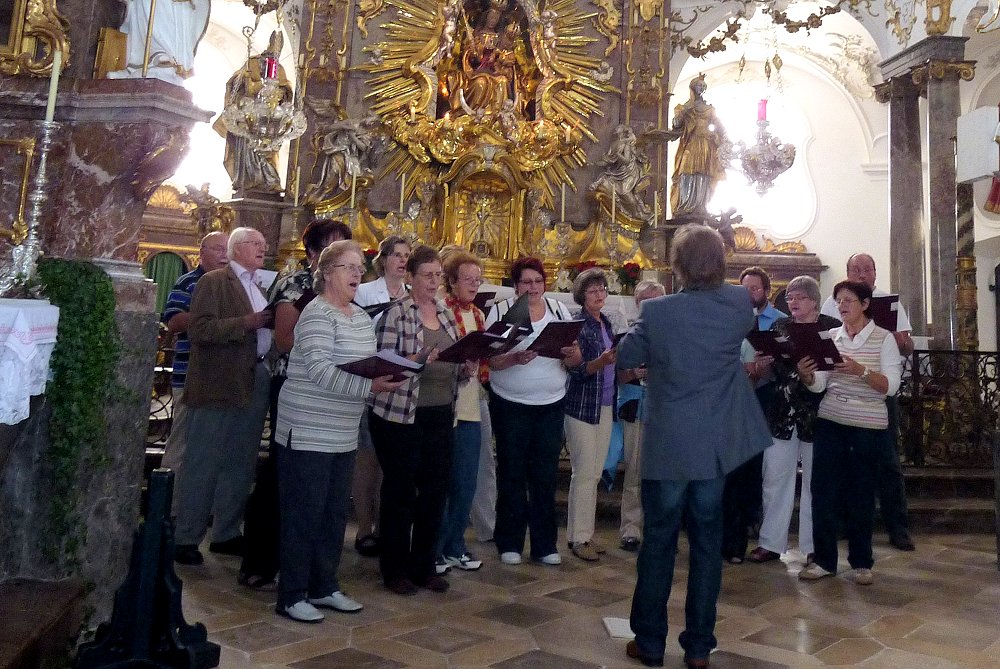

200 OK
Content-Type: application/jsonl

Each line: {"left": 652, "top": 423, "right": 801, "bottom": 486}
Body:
{"left": 589, "top": 124, "right": 653, "bottom": 222}
{"left": 182, "top": 183, "right": 235, "bottom": 235}
{"left": 108, "top": 0, "right": 211, "bottom": 85}
{"left": 306, "top": 106, "right": 385, "bottom": 203}
{"left": 668, "top": 74, "right": 730, "bottom": 219}
{"left": 212, "top": 32, "right": 291, "bottom": 194}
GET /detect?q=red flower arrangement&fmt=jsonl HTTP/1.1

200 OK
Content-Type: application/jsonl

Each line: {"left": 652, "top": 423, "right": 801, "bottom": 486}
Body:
{"left": 568, "top": 260, "right": 599, "bottom": 280}
{"left": 363, "top": 248, "right": 378, "bottom": 277}
{"left": 617, "top": 262, "right": 641, "bottom": 285}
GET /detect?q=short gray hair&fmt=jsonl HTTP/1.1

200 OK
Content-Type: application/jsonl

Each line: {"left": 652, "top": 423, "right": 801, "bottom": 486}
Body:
{"left": 313, "top": 240, "right": 363, "bottom": 293}
{"left": 227, "top": 226, "right": 264, "bottom": 260}
{"left": 572, "top": 267, "right": 608, "bottom": 305}
{"left": 670, "top": 224, "right": 726, "bottom": 290}
{"left": 785, "top": 275, "right": 821, "bottom": 305}
{"left": 634, "top": 280, "right": 665, "bottom": 304}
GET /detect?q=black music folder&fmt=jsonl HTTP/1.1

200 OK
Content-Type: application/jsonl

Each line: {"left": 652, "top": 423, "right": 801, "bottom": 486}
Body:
{"left": 338, "top": 350, "right": 423, "bottom": 382}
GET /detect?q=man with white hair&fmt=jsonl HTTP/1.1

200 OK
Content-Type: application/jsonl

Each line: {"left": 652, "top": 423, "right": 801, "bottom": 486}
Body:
{"left": 173, "top": 227, "right": 274, "bottom": 565}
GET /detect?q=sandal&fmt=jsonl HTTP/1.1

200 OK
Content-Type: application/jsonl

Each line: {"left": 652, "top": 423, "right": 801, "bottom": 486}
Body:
{"left": 354, "top": 534, "right": 380, "bottom": 558}
{"left": 238, "top": 572, "right": 278, "bottom": 592}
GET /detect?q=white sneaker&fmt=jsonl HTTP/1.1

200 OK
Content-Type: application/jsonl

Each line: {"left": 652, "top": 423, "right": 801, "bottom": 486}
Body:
{"left": 500, "top": 551, "right": 522, "bottom": 565}
{"left": 279, "top": 600, "right": 324, "bottom": 623}
{"left": 798, "top": 563, "right": 834, "bottom": 581}
{"left": 309, "top": 591, "right": 363, "bottom": 613}
{"left": 538, "top": 552, "right": 561, "bottom": 566}
{"left": 852, "top": 568, "right": 873, "bottom": 586}
{"left": 444, "top": 553, "right": 483, "bottom": 571}
{"left": 435, "top": 557, "right": 451, "bottom": 574}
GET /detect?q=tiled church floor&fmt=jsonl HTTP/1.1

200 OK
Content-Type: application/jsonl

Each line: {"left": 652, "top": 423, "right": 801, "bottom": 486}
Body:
{"left": 176, "top": 527, "right": 1000, "bottom": 668}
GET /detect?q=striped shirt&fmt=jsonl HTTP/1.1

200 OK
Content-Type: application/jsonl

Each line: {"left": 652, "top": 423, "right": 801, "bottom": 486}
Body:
{"left": 807, "top": 320, "right": 902, "bottom": 430}
{"left": 161, "top": 265, "right": 204, "bottom": 388}
{"left": 274, "top": 298, "right": 376, "bottom": 453}
{"left": 370, "top": 296, "right": 461, "bottom": 424}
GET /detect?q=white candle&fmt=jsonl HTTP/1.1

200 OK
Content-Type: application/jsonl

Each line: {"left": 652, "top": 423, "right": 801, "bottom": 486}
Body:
{"left": 45, "top": 50, "right": 62, "bottom": 123}
{"left": 399, "top": 173, "right": 406, "bottom": 213}
{"left": 610, "top": 187, "right": 616, "bottom": 222}
{"left": 350, "top": 173, "right": 357, "bottom": 209}
{"left": 293, "top": 166, "right": 300, "bottom": 207}
{"left": 561, "top": 183, "right": 566, "bottom": 221}
{"left": 653, "top": 191, "right": 659, "bottom": 222}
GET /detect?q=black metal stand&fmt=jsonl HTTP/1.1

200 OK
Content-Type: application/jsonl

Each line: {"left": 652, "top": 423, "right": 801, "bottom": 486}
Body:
{"left": 75, "top": 469, "right": 220, "bottom": 668}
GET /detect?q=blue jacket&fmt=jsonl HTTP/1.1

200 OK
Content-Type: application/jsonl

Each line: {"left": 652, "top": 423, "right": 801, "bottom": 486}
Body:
{"left": 616, "top": 283, "right": 771, "bottom": 481}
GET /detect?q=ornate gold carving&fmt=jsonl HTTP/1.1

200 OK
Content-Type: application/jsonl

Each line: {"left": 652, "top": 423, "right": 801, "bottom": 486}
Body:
{"left": 133, "top": 127, "right": 191, "bottom": 202}
{"left": 884, "top": 7, "right": 915, "bottom": 46}
{"left": 93, "top": 27, "right": 126, "bottom": 79}
{"left": 910, "top": 60, "right": 976, "bottom": 88}
{"left": 0, "top": 0, "right": 70, "bottom": 76}
{"left": 733, "top": 226, "right": 759, "bottom": 252}
{"left": 357, "top": 0, "right": 387, "bottom": 37}
{"left": 147, "top": 185, "right": 187, "bottom": 211}
{"left": 761, "top": 237, "right": 807, "bottom": 254}
{"left": 0, "top": 137, "right": 36, "bottom": 245}
{"left": 924, "top": 0, "right": 954, "bottom": 36}
{"left": 137, "top": 243, "right": 199, "bottom": 271}
{"left": 637, "top": 0, "right": 662, "bottom": 23}
{"left": 590, "top": 0, "right": 621, "bottom": 56}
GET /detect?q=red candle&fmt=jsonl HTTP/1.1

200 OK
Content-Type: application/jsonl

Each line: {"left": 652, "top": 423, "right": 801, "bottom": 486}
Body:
{"left": 263, "top": 57, "right": 278, "bottom": 80}
{"left": 757, "top": 99, "right": 768, "bottom": 121}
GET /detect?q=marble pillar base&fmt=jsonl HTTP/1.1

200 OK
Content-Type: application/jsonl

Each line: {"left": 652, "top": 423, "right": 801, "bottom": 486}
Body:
{"left": 0, "top": 263, "right": 157, "bottom": 625}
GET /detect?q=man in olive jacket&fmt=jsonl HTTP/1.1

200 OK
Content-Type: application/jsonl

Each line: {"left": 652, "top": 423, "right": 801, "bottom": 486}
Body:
{"left": 173, "top": 227, "right": 273, "bottom": 566}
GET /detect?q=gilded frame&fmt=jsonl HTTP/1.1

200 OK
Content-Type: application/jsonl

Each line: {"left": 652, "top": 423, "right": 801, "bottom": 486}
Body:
{"left": 0, "top": 0, "right": 70, "bottom": 76}
{"left": 0, "top": 137, "right": 36, "bottom": 245}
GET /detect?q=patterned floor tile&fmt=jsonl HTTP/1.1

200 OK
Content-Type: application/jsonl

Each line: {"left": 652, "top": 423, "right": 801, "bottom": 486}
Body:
{"left": 393, "top": 624, "right": 492, "bottom": 653}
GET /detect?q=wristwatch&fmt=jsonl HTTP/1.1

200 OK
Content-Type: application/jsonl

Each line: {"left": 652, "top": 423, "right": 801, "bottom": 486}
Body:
{"left": 860, "top": 367, "right": 872, "bottom": 382}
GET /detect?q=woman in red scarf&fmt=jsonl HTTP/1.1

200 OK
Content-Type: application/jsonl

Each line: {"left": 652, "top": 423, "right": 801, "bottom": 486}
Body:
{"left": 435, "top": 250, "right": 489, "bottom": 572}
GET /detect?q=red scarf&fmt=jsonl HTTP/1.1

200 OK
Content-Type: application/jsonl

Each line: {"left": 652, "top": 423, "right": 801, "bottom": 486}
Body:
{"left": 445, "top": 294, "right": 490, "bottom": 384}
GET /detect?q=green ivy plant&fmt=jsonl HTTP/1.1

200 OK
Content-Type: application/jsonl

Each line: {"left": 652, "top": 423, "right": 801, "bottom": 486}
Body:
{"left": 36, "top": 258, "right": 121, "bottom": 563}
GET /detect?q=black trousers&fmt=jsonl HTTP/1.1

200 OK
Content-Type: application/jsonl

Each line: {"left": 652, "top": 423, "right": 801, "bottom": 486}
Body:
{"left": 720, "top": 453, "right": 762, "bottom": 560}
{"left": 877, "top": 396, "right": 910, "bottom": 538}
{"left": 369, "top": 405, "right": 454, "bottom": 585}
{"left": 239, "top": 374, "right": 284, "bottom": 580}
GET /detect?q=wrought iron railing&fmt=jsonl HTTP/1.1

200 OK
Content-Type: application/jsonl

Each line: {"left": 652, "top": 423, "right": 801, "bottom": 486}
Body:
{"left": 898, "top": 349, "right": 998, "bottom": 468}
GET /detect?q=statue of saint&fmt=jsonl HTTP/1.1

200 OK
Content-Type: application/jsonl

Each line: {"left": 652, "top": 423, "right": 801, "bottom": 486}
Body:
{"left": 668, "top": 74, "right": 729, "bottom": 219}
{"left": 212, "top": 33, "right": 291, "bottom": 194}
{"left": 589, "top": 124, "right": 653, "bottom": 222}
{"left": 108, "top": 0, "right": 211, "bottom": 85}
{"left": 306, "top": 112, "right": 382, "bottom": 202}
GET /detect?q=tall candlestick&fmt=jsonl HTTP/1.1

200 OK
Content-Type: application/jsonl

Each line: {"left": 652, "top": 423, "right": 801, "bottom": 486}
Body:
{"left": 610, "top": 187, "right": 616, "bottom": 222}
{"left": 561, "top": 183, "right": 566, "bottom": 222}
{"left": 399, "top": 173, "right": 406, "bottom": 213}
{"left": 45, "top": 50, "right": 62, "bottom": 122}
{"left": 349, "top": 173, "right": 357, "bottom": 209}
{"left": 653, "top": 191, "right": 659, "bottom": 223}
{"left": 293, "top": 166, "right": 300, "bottom": 207}
{"left": 758, "top": 98, "right": 768, "bottom": 122}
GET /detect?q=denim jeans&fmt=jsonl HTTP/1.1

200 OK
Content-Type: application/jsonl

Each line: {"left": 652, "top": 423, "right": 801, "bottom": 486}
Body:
{"left": 630, "top": 476, "right": 725, "bottom": 662}
{"left": 437, "top": 420, "right": 482, "bottom": 558}
{"left": 488, "top": 391, "right": 564, "bottom": 559}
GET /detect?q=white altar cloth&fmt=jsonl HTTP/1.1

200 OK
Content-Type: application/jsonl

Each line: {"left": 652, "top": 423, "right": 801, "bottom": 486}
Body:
{"left": 0, "top": 298, "right": 60, "bottom": 425}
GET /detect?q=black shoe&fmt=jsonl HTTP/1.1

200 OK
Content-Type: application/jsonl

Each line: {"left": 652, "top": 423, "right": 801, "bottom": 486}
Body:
{"left": 413, "top": 575, "right": 450, "bottom": 593}
{"left": 889, "top": 534, "right": 915, "bottom": 551}
{"left": 626, "top": 640, "right": 663, "bottom": 667}
{"left": 354, "top": 534, "right": 380, "bottom": 558}
{"left": 209, "top": 535, "right": 245, "bottom": 557}
{"left": 174, "top": 544, "right": 204, "bottom": 565}
{"left": 620, "top": 537, "right": 641, "bottom": 553}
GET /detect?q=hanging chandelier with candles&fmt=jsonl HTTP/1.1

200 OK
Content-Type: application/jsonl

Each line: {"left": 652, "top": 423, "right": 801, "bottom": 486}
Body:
{"left": 220, "top": 4, "right": 306, "bottom": 152}
{"left": 734, "top": 98, "right": 796, "bottom": 195}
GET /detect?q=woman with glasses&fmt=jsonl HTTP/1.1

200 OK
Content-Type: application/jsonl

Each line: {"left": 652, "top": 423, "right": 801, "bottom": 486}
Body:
{"left": 351, "top": 235, "right": 411, "bottom": 558}
{"left": 564, "top": 269, "right": 618, "bottom": 561}
{"left": 796, "top": 280, "right": 902, "bottom": 586}
{"left": 485, "top": 257, "right": 582, "bottom": 566}
{"left": 369, "top": 245, "right": 473, "bottom": 595}
{"left": 434, "top": 250, "right": 488, "bottom": 572}
{"left": 747, "top": 275, "right": 840, "bottom": 567}
{"left": 273, "top": 240, "right": 403, "bottom": 623}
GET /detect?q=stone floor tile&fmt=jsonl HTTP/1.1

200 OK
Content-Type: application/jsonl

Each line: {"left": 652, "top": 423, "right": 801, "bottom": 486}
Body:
{"left": 490, "top": 649, "right": 599, "bottom": 669}
{"left": 289, "top": 646, "right": 406, "bottom": 669}
{"left": 393, "top": 624, "right": 492, "bottom": 654}
{"left": 813, "top": 638, "right": 884, "bottom": 665}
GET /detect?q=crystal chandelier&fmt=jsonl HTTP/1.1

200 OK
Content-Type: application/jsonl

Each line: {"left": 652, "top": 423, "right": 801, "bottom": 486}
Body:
{"left": 221, "top": 4, "right": 306, "bottom": 153}
{"left": 734, "top": 101, "right": 796, "bottom": 195}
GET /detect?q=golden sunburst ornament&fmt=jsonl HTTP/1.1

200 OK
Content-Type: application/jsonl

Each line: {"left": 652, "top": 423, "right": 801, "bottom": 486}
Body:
{"left": 363, "top": 0, "right": 615, "bottom": 202}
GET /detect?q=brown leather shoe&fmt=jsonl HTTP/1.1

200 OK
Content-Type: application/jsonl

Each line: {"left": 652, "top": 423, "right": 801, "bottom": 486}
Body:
{"left": 571, "top": 542, "right": 599, "bottom": 561}
{"left": 748, "top": 547, "right": 780, "bottom": 563}
{"left": 684, "top": 656, "right": 710, "bottom": 668}
{"left": 625, "top": 640, "right": 663, "bottom": 667}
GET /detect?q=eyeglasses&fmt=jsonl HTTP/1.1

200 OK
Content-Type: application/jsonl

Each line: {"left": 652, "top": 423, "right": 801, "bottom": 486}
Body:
{"left": 586, "top": 286, "right": 609, "bottom": 295}
{"left": 238, "top": 240, "right": 267, "bottom": 249}
{"left": 457, "top": 276, "right": 483, "bottom": 286}
{"left": 835, "top": 297, "right": 860, "bottom": 305}
{"left": 389, "top": 252, "right": 410, "bottom": 260}
{"left": 332, "top": 264, "right": 366, "bottom": 274}
{"left": 417, "top": 271, "right": 444, "bottom": 280}
{"left": 785, "top": 294, "right": 813, "bottom": 303}
{"left": 517, "top": 278, "right": 545, "bottom": 286}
